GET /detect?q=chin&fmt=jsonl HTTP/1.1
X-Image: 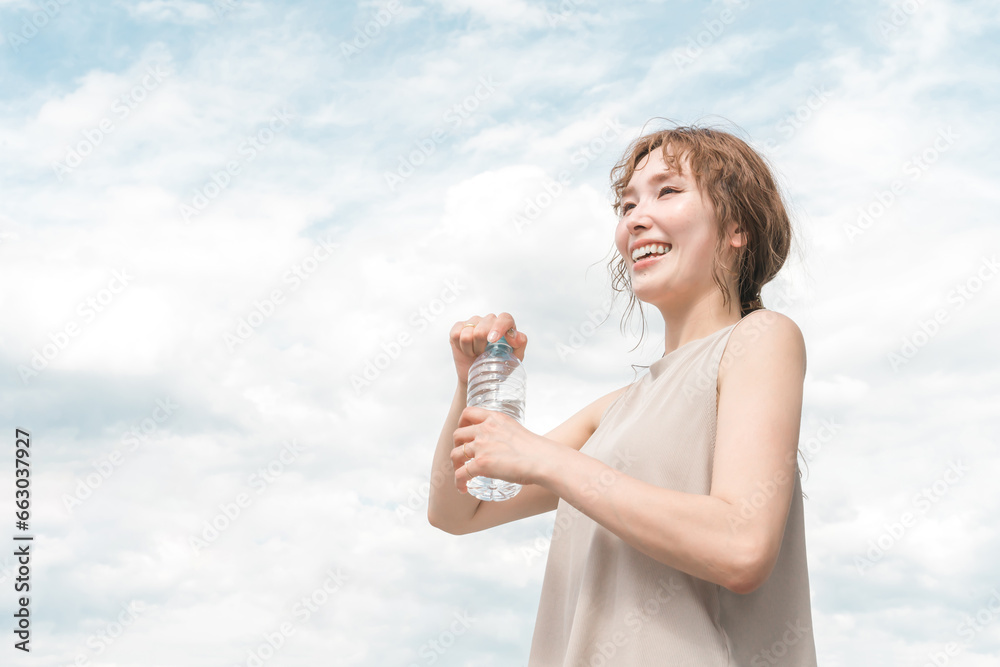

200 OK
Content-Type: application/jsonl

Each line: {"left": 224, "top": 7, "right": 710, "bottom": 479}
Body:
{"left": 629, "top": 287, "right": 663, "bottom": 305}
{"left": 630, "top": 273, "right": 663, "bottom": 291}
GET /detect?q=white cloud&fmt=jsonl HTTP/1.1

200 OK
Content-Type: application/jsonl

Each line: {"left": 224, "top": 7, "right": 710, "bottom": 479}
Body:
{"left": 125, "top": 0, "right": 216, "bottom": 24}
{"left": 429, "top": 0, "right": 553, "bottom": 27}
{"left": 2, "top": 0, "right": 998, "bottom": 665}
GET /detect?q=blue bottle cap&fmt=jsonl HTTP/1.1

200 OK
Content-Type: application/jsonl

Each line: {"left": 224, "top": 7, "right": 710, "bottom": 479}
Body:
{"left": 487, "top": 335, "right": 513, "bottom": 351}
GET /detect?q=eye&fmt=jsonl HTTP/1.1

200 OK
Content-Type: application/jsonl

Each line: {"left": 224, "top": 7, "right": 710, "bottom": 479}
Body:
{"left": 621, "top": 186, "right": 679, "bottom": 214}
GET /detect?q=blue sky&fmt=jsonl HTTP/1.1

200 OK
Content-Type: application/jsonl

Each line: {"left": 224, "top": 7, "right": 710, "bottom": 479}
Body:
{"left": 1, "top": 0, "right": 999, "bottom": 665}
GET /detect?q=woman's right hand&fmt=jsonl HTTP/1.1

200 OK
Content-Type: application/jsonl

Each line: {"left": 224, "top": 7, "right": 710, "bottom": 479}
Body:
{"left": 450, "top": 312, "right": 528, "bottom": 387}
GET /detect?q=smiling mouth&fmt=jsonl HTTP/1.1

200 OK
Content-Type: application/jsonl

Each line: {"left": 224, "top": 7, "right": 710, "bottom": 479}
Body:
{"left": 632, "top": 246, "right": 671, "bottom": 270}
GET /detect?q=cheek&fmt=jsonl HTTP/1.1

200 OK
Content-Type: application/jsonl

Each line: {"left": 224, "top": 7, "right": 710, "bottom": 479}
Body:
{"left": 614, "top": 225, "right": 628, "bottom": 256}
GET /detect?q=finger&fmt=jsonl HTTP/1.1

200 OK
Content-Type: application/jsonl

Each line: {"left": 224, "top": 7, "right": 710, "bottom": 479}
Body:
{"left": 460, "top": 314, "right": 496, "bottom": 358}
{"left": 457, "top": 458, "right": 475, "bottom": 493}
{"left": 489, "top": 312, "right": 517, "bottom": 345}
{"left": 491, "top": 313, "right": 528, "bottom": 357}
{"left": 507, "top": 329, "right": 527, "bottom": 361}
{"left": 453, "top": 443, "right": 476, "bottom": 466}
{"left": 451, "top": 318, "right": 476, "bottom": 343}
{"left": 453, "top": 316, "right": 481, "bottom": 359}
{"left": 457, "top": 406, "right": 485, "bottom": 427}
{"left": 452, "top": 425, "right": 473, "bottom": 445}
{"left": 451, "top": 425, "right": 475, "bottom": 467}
{"left": 450, "top": 445, "right": 466, "bottom": 471}
{"left": 475, "top": 313, "right": 498, "bottom": 356}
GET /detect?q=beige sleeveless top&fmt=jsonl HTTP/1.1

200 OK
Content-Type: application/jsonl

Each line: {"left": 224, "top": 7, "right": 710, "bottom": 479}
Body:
{"left": 528, "top": 315, "right": 817, "bottom": 666}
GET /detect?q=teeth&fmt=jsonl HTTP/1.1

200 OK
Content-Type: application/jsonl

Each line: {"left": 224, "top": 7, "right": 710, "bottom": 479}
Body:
{"left": 631, "top": 244, "right": 670, "bottom": 261}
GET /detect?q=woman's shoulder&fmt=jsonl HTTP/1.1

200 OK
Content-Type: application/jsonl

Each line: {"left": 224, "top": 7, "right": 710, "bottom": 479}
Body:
{"left": 589, "top": 384, "right": 632, "bottom": 430}
{"left": 735, "top": 308, "right": 803, "bottom": 337}
{"left": 719, "top": 310, "right": 807, "bottom": 386}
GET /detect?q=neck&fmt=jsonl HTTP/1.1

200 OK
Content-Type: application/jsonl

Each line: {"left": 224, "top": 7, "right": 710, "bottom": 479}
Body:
{"left": 655, "top": 291, "right": 743, "bottom": 358}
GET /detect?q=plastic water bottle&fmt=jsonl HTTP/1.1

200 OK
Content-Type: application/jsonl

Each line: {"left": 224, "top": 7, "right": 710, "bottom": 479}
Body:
{"left": 466, "top": 334, "right": 526, "bottom": 501}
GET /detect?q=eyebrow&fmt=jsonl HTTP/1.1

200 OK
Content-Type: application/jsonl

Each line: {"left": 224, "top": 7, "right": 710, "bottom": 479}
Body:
{"left": 622, "top": 170, "right": 682, "bottom": 198}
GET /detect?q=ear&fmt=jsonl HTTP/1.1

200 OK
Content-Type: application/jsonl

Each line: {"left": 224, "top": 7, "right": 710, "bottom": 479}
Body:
{"left": 725, "top": 221, "right": 746, "bottom": 248}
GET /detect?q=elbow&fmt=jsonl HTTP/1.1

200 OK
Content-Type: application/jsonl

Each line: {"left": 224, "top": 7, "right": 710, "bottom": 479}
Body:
{"left": 427, "top": 509, "right": 453, "bottom": 534}
{"left": 725, "top": 570, "right": 766, "bottom": 596}
{"left": 427, "top": 509, "right": 469, "bottom": 536}
{"left": 723, "top": 539, "right": 775, "bottom": 595}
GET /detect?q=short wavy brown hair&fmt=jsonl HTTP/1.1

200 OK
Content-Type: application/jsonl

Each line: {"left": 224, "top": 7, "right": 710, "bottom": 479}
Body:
{"left": 606, "top": 123, "right": 793, "bottom": 344}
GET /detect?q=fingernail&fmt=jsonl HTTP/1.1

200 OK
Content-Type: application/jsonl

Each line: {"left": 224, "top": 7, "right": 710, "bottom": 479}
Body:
{"left": 488, "top": 331, "right": 498, "bottom": 342}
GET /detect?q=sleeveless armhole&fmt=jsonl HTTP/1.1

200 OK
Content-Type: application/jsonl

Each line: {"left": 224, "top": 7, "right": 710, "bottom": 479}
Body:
{"left": 598, "top": 389, "right": 626, "bottom": 425}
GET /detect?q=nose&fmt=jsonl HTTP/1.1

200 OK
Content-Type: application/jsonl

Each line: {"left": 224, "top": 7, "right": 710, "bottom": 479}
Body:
{"left": 625, "top": 201, "right": 653, "bottom": 234}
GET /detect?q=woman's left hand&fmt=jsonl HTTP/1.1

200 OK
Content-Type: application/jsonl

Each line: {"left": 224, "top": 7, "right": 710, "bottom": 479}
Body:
{"left": 451, "top": 406, "right": 555, "bottom": 493}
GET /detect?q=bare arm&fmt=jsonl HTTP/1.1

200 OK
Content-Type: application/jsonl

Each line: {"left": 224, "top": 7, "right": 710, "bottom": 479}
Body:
{"left": 478, "top": 311, "right": 806, "bottom": 594}
{"left": 428, "top": 384, "right": 628, "bottom": 535}
{"left": 426, "top": 382, "right": 480, "bottom": 531}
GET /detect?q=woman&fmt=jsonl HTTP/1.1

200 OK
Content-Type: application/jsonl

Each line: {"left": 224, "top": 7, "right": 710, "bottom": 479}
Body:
{"left": 427, "top": 124, "right": 817, "bottom": 666}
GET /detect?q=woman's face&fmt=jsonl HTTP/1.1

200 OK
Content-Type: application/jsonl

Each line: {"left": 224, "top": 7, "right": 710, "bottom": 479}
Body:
{"left": 614, "top": 147, "right": 739, "bottom": 309}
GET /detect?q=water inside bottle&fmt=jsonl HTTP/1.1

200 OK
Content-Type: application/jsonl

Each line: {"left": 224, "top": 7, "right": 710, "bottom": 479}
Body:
{"left": 466, "top": 346, "right": 525, "bottom": 502}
